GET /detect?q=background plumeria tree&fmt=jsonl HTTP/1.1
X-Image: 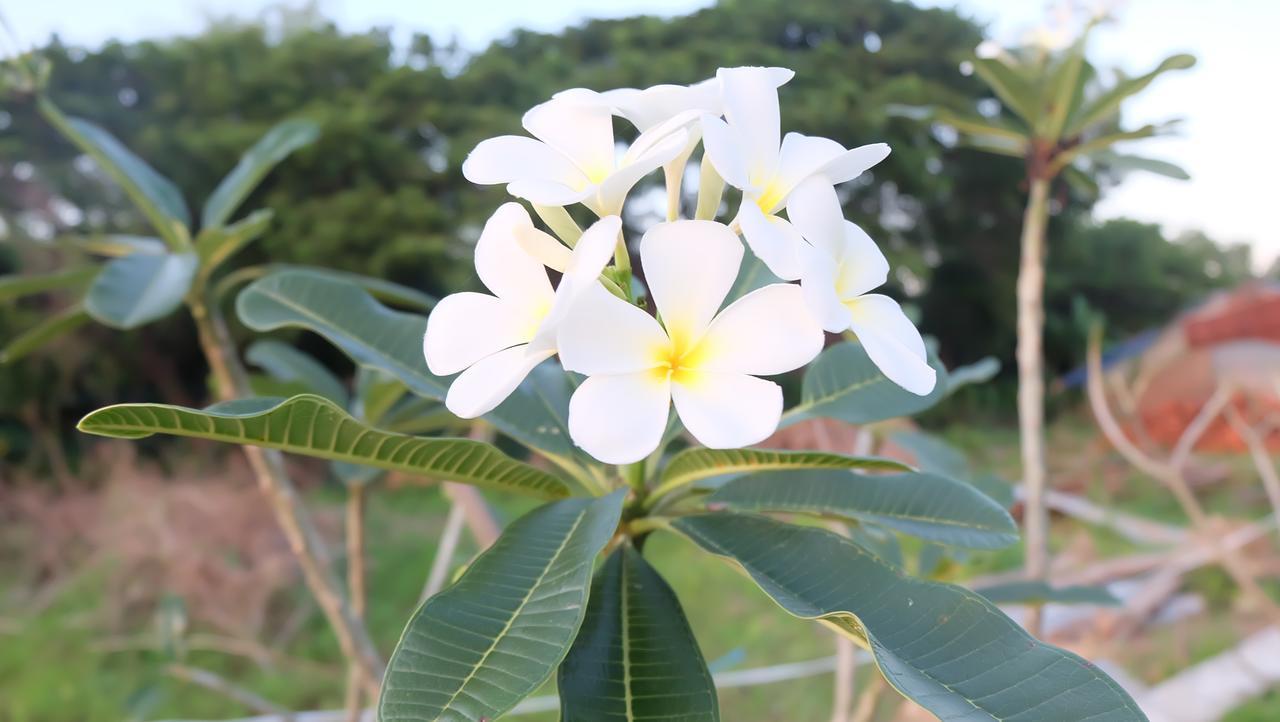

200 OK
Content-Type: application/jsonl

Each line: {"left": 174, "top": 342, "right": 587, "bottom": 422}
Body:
{"left": 901, "top": 13, "right": 1195, "bottom": 609}
{"left": 55, "top": 62, "right": 1153, "bottom": 721}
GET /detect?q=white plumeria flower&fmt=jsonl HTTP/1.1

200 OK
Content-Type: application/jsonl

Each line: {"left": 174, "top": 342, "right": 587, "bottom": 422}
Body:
{"left": 700, "top": 66, "right": 890, "bottom": 280}
{"left": 423, "top": 203, "right": 619, "bottom": 418}
{"left": 787, "top": 178, "right": 936, "bottom": 396}
{"left": 461, "top": 94, "right": 689, "bottom": 217}
{"left": 557, "top": 68, "right": 793, "bottom": 219}
{"left": 557, "top": 220, "right": 824, "bottom": 464}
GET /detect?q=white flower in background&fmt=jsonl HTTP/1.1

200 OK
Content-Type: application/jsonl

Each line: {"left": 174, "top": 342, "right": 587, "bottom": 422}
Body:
{"left": 424, "top": 203, "right": 620, "bottom": 418}
{"left": 700, "top": 66, "right": 890, "bottom": 280}
{"left": 787, "top": 179, "right": 936, "bottom": 395}
{"left": 461, "top": 94, "right": 689, "bottom": 217}
{"left": 557, "top": 220, "right": 823, "bottom": 464}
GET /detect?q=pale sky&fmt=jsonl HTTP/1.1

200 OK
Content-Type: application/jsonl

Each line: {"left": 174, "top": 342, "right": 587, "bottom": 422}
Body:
{"left": 4, "top": 0, "right": 1276, "bottom": 269}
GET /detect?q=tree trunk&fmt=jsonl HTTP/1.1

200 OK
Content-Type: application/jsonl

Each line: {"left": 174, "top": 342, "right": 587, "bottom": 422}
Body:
{"left": 1017, "top": 176, "right": 1051, "bottom": 602}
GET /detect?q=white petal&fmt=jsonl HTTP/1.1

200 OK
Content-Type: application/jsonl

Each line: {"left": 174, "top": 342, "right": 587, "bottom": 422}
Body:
{"left": 820, "top": 142, "right": 891, "bottom": 184}
{"left": 423, "top": 292, "right": 530, "bottom": 376}
{"left": 515, "top": 225, "right": 572, "bottom": 273}
{"left": 474, "top": 203, "right": 555, "bottom": 304}
{"left": 799, "top": 244, "right": 853, "bottom": 333}
{"left": 604, "top": 79, "right": 722, "bottom": 131}
{"left": 846, "top": 294, "right": 937, "bottom": 396}
{"left": 695, "top": 284, "right": 824, "bottom": 375}
{"left": 462, "top": 135, "right": 586, "bottom": 188}
{"left": 785, "top": 176, "right": 846, "bottom": 258}
{"left": 671, "top": 372, "right": 782, "bottom": 449}
{"left": 568, "top": 371, "right": 671, "bottom": 464}
{"left": 557, "top": 284, "right": 669, "bottom": 375}
{"left": 594, "top": 128, "right": 687, "bottom": 216}
{"left": 772, "top": 133, "right": 847, "bottom": 206}
{"left": 640, "top": 220, "right": 742, "bottom": 348}
{"left": 736, "top": 201, "right": 804, "bottom": 281}
{"left": 505, "top": 179, "right": 593, "bottom": 208}
{"left": 717, "top": 66, "right": 790, "bottom": 185}
{"left": 522, "top": 97, "right": 615, "bottom": 180}
{"left": 700, "top": 114, "right": 750, "bottom": 189}
{"left": 834, "top": 221, "right": 889, "bottom": 299}
{"left": 533, "top": 216, "right": 622, "bottom": 347}
{"left": 445, "top": 345, "right": 554, "bottom": 418}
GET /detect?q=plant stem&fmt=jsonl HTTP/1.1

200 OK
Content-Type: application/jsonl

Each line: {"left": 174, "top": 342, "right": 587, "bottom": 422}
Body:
{"left": 188, "top": 294, "right": 384, "bottom": 697}
{"left": 1017, "top": 175, "right": 1051, "bottom": 611}
{"left": 167, "top": 663, "right": 291, "bottom": 718}
{"left": 343, "top": 484, "right": 368, "bottom": 722}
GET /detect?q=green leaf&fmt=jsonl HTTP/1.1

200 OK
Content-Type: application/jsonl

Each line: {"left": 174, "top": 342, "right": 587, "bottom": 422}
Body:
{"left": 237, "top": 270, "right": 446, "bottom": 397}
{"left": 946, "top": 356, "right": 1000, "bottom": 393}
{"left": 0, "top": 267, "right": 99, "bottom": 303}
{"left": 655, "top": 448, "right": 911, "bottom": 499}
{"left": 976, "top": 581, "right": 1120, "bottom": 607}
{"left": 77, "top": 394, "right": 570, "bottom": 499}
{"left": 971, "top": 57, "right": 1040, "bottom": 126}
{"left": 1068, "top": 53, "right": 1196, "bottom": 134}
{"left": 1094, "top": 152, "right": 1190, "bottom": 180}
{"left": 932, "top": 108, "right": 1029, "bottom": 146}
{"left": 784, "top": 342, "right": 948, "bottom": 426}
{"left": 889, "top": 430, "right": 969, "bottom": 478}
{"left": 673, "top": 514, "right": 1145, "bottom": 721}
{"left": 1049, "top": 124, "right": 1164, "bottom": 175}
{"left": 559, "top": 544, "right": 719, "bottom": 721}
{"left": 202, "top": 118, "right": 320, "bottom": 229}
{"left": 69, "top": 234, "right": 167, "bottom": 258}
{"left": 1042, "top": 29, "right": 1092, "bottom": 140}
{"left": 295, "top": 267, "right": 436, "bottom": 313}
{"left": 708, "top": 470, "right": 1018, "bottom": 549}
{"left": 1, "top": 304, "right": 90, "bottom": 363}
{"left": 85, "top": 251, "right": 197, "bottom": 329}
{"left": 194, "top": 209, "right": 273, "bottom": 275}
{"left": 237, "top": 270, "right": 581, "bottom": 464}
{"left": 245, "top": 339, "right": 348, "bottom": 406}
{"left": 39, "top": 99, "right": 190, "bottom": 247}
{"left": 380, "top": 491, "right": 626, "bottom": 721}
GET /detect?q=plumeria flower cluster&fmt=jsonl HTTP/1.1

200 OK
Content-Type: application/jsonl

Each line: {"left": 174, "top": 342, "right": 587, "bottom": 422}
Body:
{"left": 426, "top": 66, "right": 935, "bottom": 464}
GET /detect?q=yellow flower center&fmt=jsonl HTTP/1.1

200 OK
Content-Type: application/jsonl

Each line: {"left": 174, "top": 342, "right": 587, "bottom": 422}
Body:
{"left": 753, "top": 179, "right": 787, "bottom": 215}
{"left": 650, "top": 330, "right": 709, "bottom": 386}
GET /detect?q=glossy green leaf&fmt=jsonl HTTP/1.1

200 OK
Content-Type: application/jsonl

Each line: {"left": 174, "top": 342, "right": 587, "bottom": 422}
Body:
{"left": 655, "top": 448, "right": 911, "bottom": 498}
{"left": 380, "top": 491, "right": 626, "bottom": 722}
{"left": 0, "top": 267, "right": 98, "bottom": 303}
{"left": 201, "top": 118, "right": 320, "bottom": 229}
{"left": 77, "top": 394, "right": 570, "bottom": 499}
{"left": 237, "top": 269, "right": 446, "bottom": 397}
{"left": 1042, "top": 30, "right": 1092, "bottom": 140}
{"left": 237, "top": 270, "right": 581, "bottom": 463}
{"left": 85, "top": 252, "right": 197, "bottom": 329}
{"left": 39, "top": 99, "right": 190, "bottom": 246}
{"left": 709, "top": 470, "right": 1018, "bottom": 549}
{"left": 1068, "top": 53, "right": 1196, "bottom": 134}
{"left": 889, "top": 431, "right": 1015, "bottom": 507}
{"left": 976, "top": 581, "right": 1120, "bottom": 607}
{"left": 245, "top": 339, "right": 348, "bottom": 406}
{"left": 1, "top": 304, "right": 90, "bottom": 363}
{"left": 673, "top": 514, "right": 1144, "bottom": 721}
{"left": 559, "top": 544, "right": 719, "bottom": 721}
{"left": 195, "top": 209, "right": 273, "bottom": 275}
{"left": 784, "top": 342, "right": 949, "bottom": 426}
{"left": 295, "top": 267, "right": 436, "bottom": 312}
{"left": 971, "top": 56, "right": 1040, "bottom": 126}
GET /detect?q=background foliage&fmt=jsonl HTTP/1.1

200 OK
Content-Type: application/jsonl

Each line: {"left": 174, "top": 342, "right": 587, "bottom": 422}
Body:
{"left": 0, "top": 0, "right": 1252, "bottom": 474}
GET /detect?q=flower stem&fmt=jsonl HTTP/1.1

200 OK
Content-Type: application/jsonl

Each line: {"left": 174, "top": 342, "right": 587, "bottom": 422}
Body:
{"left": 695, "top": 155, "right": 725, "bottom": 221}
{"left": 533, "top": 204, "right": 582, "bottom": 247}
